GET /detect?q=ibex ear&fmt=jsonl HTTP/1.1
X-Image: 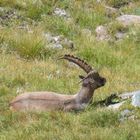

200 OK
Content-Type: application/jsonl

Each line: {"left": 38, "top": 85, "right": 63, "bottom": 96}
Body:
{"left": 79, "top": 75, "right": 85, "bottom": 79}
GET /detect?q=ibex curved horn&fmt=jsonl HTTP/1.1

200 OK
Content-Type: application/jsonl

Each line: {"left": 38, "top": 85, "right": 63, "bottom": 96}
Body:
{"left": 59, "top": 54, "right": 95, "bottom": 73}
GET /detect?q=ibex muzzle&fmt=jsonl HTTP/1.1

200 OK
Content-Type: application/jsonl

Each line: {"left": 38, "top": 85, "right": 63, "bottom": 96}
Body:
{"left": 10, "top": 54, "right": 106, "bottom": 111}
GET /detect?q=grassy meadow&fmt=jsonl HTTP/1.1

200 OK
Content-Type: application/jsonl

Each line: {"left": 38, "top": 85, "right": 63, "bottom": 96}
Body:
{"left": 0, "top": 0, "right": 140, "bottom": 139}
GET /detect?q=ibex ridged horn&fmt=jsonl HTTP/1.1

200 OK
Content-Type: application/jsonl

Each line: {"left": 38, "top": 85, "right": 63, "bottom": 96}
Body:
{"left": 59, "top": 54, "right": 94, "bottom": 73}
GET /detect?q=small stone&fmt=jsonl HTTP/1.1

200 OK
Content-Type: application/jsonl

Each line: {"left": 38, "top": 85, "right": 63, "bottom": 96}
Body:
{"left": 54, "top": 8, "right": 69, "bottom": 18}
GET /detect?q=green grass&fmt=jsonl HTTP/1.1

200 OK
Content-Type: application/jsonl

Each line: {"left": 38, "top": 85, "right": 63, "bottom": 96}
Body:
{"left": 0, "top": 0, "right": 140, "bottom": 139}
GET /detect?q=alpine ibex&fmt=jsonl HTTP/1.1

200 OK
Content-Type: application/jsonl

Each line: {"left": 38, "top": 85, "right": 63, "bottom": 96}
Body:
{"left": 10, "top": 55, "right": 106, "bottom": 111}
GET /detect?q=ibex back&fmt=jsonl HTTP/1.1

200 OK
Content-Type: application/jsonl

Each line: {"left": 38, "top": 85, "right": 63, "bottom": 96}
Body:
{"left": 10, "top": 55, "right": 106, "bottom": 111}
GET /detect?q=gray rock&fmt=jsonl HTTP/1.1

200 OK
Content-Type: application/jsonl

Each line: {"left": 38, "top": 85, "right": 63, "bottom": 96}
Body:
{"left": 119, "top": 90, "right": 140, "bottom": 99}
{"left": 116, "top": 15, "right": 140, "bottom": 26}
{"left": 132, "top": 91, "right": 140, "bottom": 107}
{"left": 107, "top": 101, "right": 125, "bottom": 110}
{"left": 95, "top": 25, "right": 111, "bottom": 41}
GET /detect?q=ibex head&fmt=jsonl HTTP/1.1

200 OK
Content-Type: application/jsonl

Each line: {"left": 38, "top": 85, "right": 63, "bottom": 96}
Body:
{"left": 60, "top": 54, "right": 106, "bottom": 89}
{"left": 79, "top": 71, "right": 106, "bottom": 89}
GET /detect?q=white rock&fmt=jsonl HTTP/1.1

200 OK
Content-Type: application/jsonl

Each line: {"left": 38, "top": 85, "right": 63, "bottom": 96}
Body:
{"left": 132, "top": 91, "right": 140, "bottom": 107}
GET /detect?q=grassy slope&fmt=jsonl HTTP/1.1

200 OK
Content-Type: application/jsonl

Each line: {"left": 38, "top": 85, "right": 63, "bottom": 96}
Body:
{"left": 0, "top": 0, "right": 140, "bottom": 139}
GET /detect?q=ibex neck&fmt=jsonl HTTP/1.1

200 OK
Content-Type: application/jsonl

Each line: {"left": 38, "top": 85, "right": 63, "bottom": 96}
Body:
{"left": 75, "top": 86, "right": 94, "bottom": 104}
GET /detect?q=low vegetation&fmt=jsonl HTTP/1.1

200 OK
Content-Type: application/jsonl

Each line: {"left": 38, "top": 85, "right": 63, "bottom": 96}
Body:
{"left": 0, "top": 0, "right": 140, "bottom": 139}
